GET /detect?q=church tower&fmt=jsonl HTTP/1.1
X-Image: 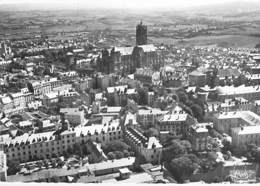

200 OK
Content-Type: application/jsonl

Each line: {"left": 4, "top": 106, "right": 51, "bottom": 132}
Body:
{"left": 136, "top": 20, "right": 147, "bottom": 46}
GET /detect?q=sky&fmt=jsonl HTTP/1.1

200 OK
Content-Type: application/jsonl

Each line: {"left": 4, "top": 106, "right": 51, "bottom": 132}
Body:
{"left": 0, "top": 0, "right": 259, "bottom": 10}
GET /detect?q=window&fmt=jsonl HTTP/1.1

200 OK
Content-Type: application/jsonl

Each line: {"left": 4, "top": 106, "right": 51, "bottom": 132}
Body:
{"left": 46, "top": 143, "right": 48, "bottom": 146}
{"left": 151, "top": 155, "right": 154, "bottom": 159}
{"left": 67, "top": 140, "right": 70, "bottom": 143}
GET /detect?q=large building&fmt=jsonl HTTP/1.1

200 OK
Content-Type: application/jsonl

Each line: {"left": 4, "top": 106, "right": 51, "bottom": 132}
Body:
{"left": 213, "top": 111, "right": 260, "bottom": 135}
{"left": 124, "top": 127, "right": 162, "bottom": 164}
{"left": 216, "top": 85, "right": 260, "bottom": 101}
{"left": 98, "top": 22, "right": 164, "bottom": 75}
{"left": 136, "top": 21, "right": 147, "bottom": 46}
{"left": 155, "top": 113, "right": 196, "bottom": 136}
{"left": 3, "top": 117, "right": 122, "bottom": 163}
{"left": 137, "top": 107, "right": 168, "bottom": 126}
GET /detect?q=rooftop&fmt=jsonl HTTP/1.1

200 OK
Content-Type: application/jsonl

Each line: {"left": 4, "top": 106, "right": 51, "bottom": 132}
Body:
{"left": 216, "top": 85, "right": 260, "bottom": 95}
{"left": 216, "top": 111, "right": 260, "bottom": 126}
{"left": 158, "top": 113, "right": 188, "bottom": 122}
{"left": 232, "top": 125, "right": 260, "bottom": 135}
{"left": 107, "top": 85, "right": 128, "bottom": 94}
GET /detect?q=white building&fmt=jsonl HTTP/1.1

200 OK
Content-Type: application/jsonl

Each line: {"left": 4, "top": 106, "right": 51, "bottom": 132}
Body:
{"left": 213, "top": 111, "right": 260, "bottom": 134}
{"left": 28, "top": 78, "right": 62, "bottom": 97}
{"left": 216, "top": 85, "right": 260, "bottom": 101}
{"left": 156, "top": 113, "right": 196, "bottom": 136}
{"left": 3, "top": 118, "right": 122, "bottom": 162}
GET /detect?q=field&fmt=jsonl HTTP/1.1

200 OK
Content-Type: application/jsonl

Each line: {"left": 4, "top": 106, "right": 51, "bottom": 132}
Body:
{"left": 1, "top": 8, "right": 260, "bottom": 48}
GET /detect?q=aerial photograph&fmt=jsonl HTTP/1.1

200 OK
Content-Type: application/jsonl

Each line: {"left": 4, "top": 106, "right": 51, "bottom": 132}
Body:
{"left": 1, "top": 0, "right": 260, "bottom": 184}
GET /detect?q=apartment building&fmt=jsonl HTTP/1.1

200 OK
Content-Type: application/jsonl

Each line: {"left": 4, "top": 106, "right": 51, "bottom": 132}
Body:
{"left": 3, "top": 118, "right": 122, "bottom": 163}
{"left": 124, "top": 127, "right": 162, "bottom": 164}
{"left": 137, "top": 108, "right": 168, "bottom": 126}
{"left": 216, "top": 85, "right": 260, "bottom": 101}
{"left": 28, "top": 78, "right": 62, "bottom": 97}
{"left": 213, "top": 111, "right": 260, "bottom": 135}
{"left": 156, "top": 113, "right": 196, "bottom": 136}
{"left": 187, "top": 123, "right": 212, "bottom": 151}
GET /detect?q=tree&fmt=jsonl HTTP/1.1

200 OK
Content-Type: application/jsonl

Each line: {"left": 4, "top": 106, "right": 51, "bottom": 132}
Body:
{"left": 222, "top": 138, "right": 231, "bottom": 153}
{"left": 172, "top": 94, "right": 179, "bottom": 102}
{"left": 162, "top": 140, "right": 186, "bottom": 162}
{"left": 57, "top": 158, "right": 64, "bottom": 168}
{"left": 107, "top": 152, "right": 116, "bottom": 160}
{"left": 137, "top": 88, "right": 148, "bottom": 105}
{"left": 190, "top": 104, "right": 204, "bottom": 122}
{"left": 168, "top": 154, "right": 199, "bottom": 183}
{"left": 67, "top": 146, "right": 74, "bottom": 155}
{"left": 7, "top": 160, "right": 20, "bottom": 175}
{"left": 179, "top": 140, "right": 192, "bottom": 153}
{"left": 114, "top": 151, "right": 124, "bottom": 159}
{"left": 177, "top": 91, "right": 188, "bottom": 104}
{"left": 73, "top": 143, "right": 83, "bottom": 157}
{"left": 247, "top": 144, "right": 260, "bottom": 162}
{"left": 51, "top": 159, "right": 57, "bottom": 168}
{"left": 123, "top": 150, "right": 130, "bottom": 157}
{"left": 88, "top": 153, "right": 101, "bottom": 164}
{"left": 179, "top": 103, "right": 193, "bottom": 116}
{"left": 103, "top": 141, "right": 130, "bottom": 154}
{"left": 43, "top": 159, "right": 49, "bottom": 169}
{"left": 36, "top": 161, "right": 43, "bottom": 169}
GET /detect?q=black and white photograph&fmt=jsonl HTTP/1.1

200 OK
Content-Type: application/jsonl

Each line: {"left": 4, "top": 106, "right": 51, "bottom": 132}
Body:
{"left": 0, "top": 0, "right": 260, "bottom": 184}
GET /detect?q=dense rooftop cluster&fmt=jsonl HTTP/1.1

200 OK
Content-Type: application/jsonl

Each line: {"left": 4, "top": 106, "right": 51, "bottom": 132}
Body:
{"left": 1, "top": 21, "right": 260, "bottom": 184}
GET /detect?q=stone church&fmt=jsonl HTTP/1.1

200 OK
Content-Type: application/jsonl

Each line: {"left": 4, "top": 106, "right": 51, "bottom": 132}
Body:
{"left": 98, "top": 21, "right": 164, "bottom": 75}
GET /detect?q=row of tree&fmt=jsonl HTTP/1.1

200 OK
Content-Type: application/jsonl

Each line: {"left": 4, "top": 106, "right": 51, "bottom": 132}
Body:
{"left": 176, "top": 89, "right": 205, "bottom": 122}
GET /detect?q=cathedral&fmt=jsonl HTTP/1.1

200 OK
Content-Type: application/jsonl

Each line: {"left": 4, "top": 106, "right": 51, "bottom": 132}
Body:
{"left": 98, "top": 21, "right": 164, "bottom": 75}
